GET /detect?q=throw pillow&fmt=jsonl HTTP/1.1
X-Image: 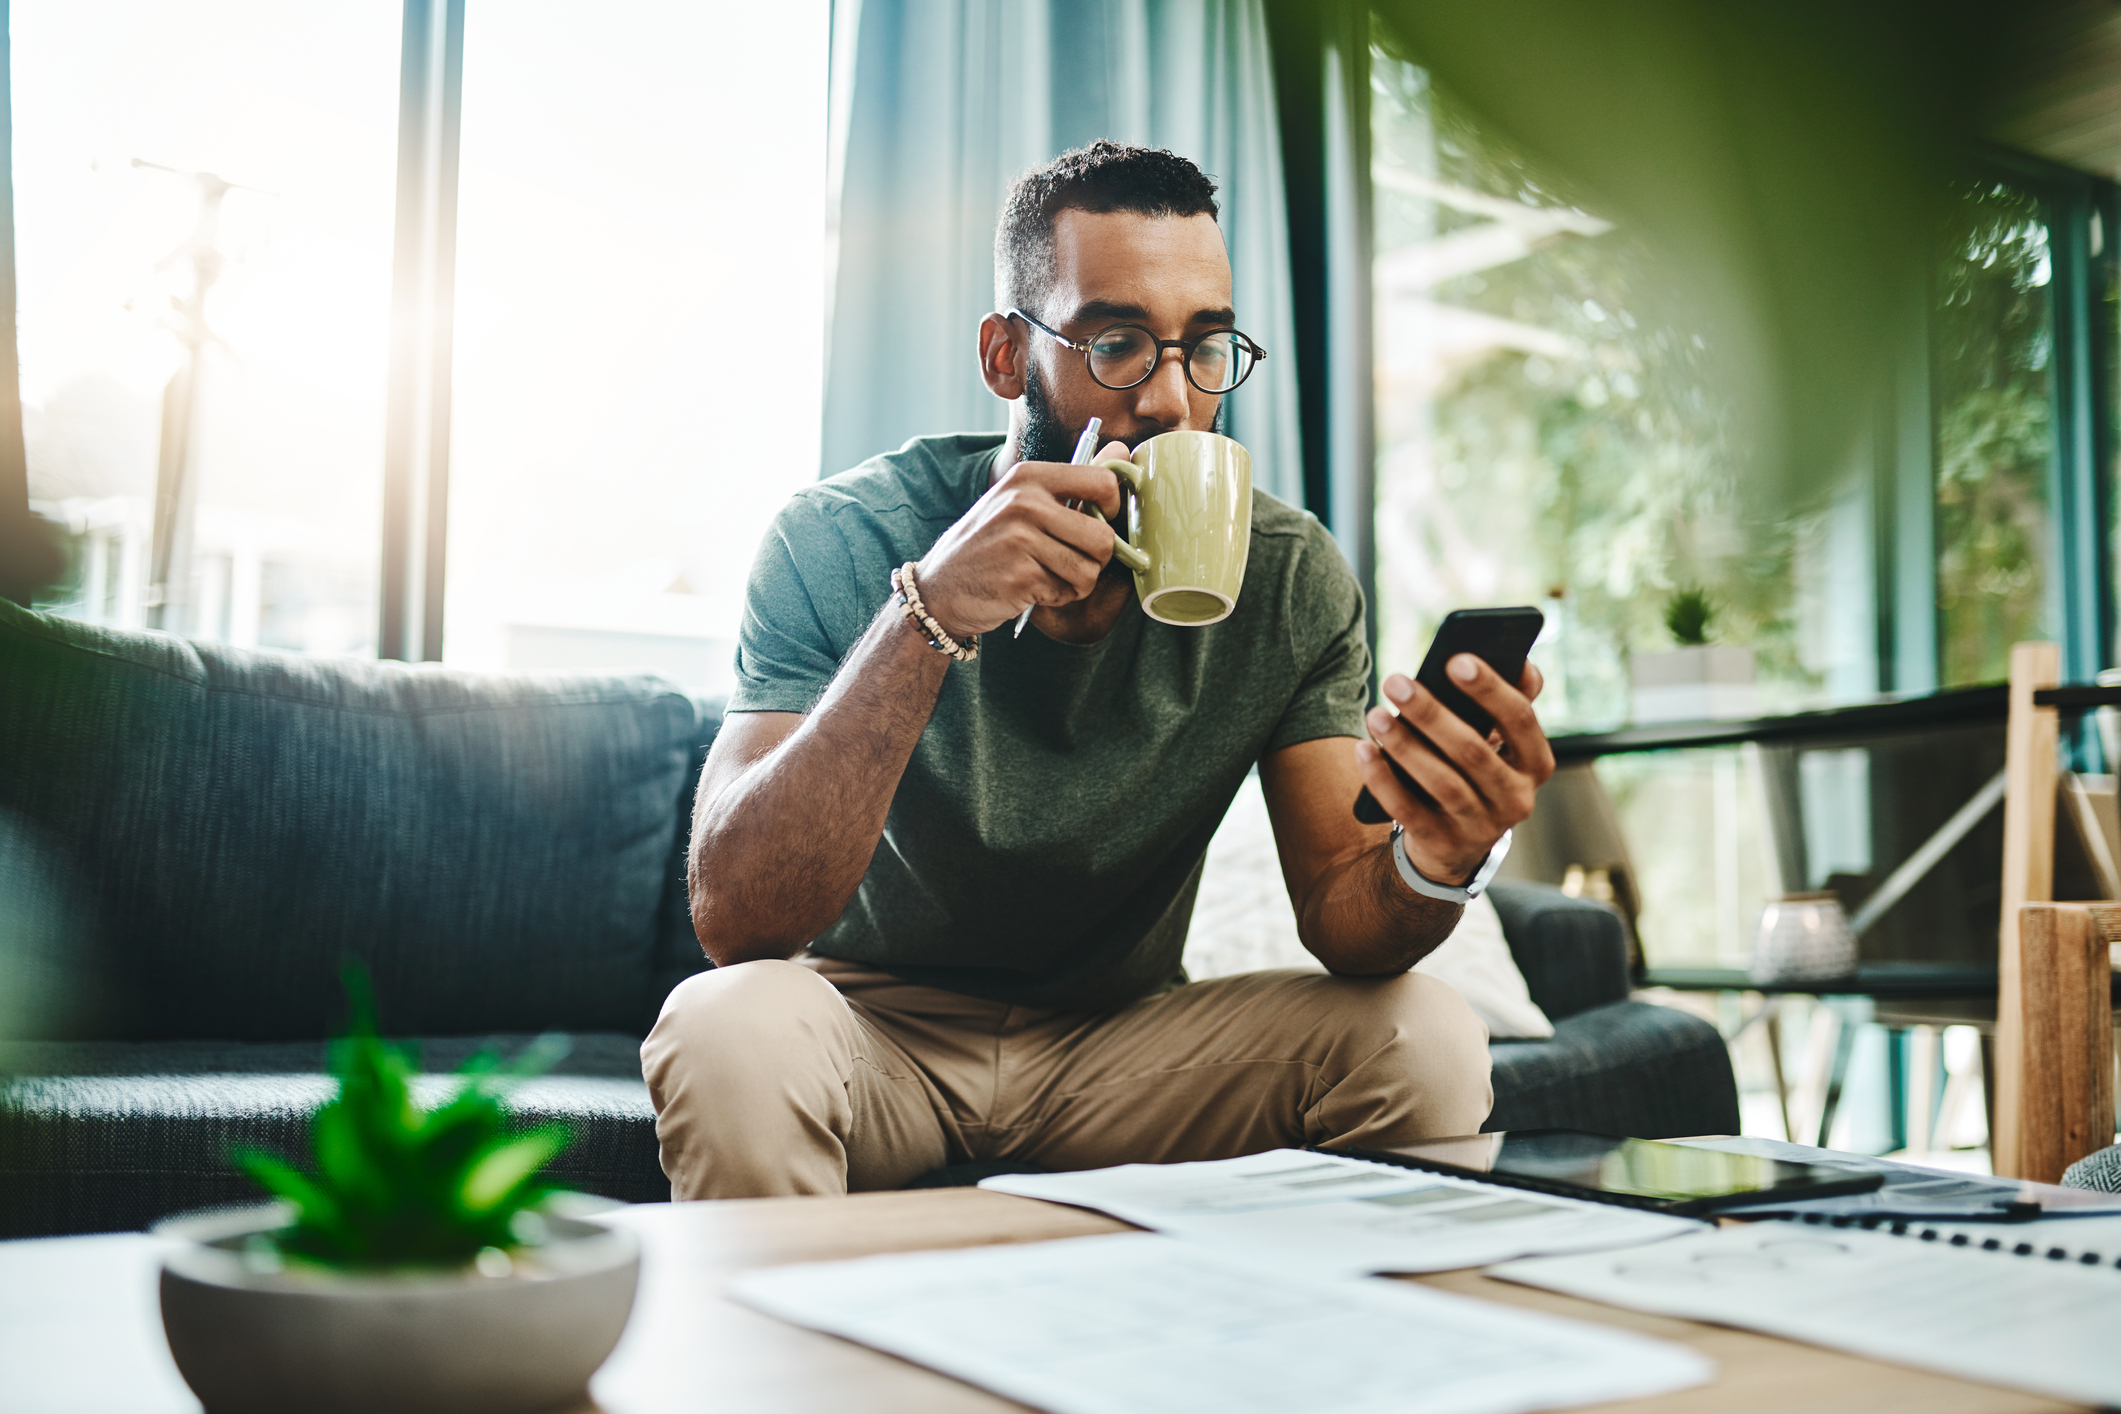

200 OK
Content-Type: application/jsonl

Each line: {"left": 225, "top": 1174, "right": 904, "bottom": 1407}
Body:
{"left": 1187, "top": 773, "right": 1553, "bottom": 1039}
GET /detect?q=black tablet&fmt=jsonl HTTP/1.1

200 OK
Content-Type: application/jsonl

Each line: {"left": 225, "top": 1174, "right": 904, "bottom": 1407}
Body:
{"left": 1341, "top": 1130, "right": 1885, "bottom": 1216}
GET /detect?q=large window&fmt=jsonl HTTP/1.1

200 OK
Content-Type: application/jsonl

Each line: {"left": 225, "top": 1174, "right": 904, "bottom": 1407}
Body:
{"left": 1371, "top": 41, "right": 2116, "bottom": 973}
{"left": 20, "top": 2, "right": 830, "bottom": 693}
{"left": 442, "top": 3, "right": 828, "bottom": 695}
{"left": 18, "top": 2, "right": 400, "bottom": 654}
{"left": 1369, "top": 55, "right": 1822, "bottom": 735}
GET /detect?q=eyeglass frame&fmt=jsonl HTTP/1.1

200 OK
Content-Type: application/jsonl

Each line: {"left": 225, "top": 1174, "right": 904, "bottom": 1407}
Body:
{"left": 1006, "top": 307, "right": 1266, "bottom": 395}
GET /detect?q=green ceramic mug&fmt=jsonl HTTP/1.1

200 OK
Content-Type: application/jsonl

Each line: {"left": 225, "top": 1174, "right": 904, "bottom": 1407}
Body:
{"left": 1096, "top": 430, "right": 1252, "bottom": 626}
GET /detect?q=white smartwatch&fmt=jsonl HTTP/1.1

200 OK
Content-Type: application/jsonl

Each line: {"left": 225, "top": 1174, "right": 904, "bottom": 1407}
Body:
{"left": 1390, "top": 824, "right": 1512, "bottom": 904}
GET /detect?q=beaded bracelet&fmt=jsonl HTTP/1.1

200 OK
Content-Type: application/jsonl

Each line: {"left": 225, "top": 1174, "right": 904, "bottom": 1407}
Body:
{"left": 891, "top": 561, "right": 978, "bottom": 662}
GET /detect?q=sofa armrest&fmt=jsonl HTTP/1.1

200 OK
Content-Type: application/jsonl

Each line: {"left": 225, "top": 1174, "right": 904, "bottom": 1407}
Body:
{"left": 1486, "top": 879, "right": 1631, "bottom": 1022}
{"left": 646, "top": 695, "right": 727, "bottom": 1023}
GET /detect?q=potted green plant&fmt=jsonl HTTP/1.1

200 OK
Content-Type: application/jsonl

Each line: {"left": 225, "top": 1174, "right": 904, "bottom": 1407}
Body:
{"left": 1631, "top": 586, "right": 1756, "bottom": 723}
{"left": 155, "top": 971, "right": 639, "bottom": 1414}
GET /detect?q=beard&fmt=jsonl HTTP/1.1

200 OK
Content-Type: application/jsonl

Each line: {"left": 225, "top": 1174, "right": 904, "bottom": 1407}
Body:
{"left": 1017, "top": 361, "right": 1080, "bottom": 465}
{"left": 1019, "top": 363, "right": 1227, "bottom": 463}
{"left": 1018, "top": 363, "right": 1136, "bottom": 588}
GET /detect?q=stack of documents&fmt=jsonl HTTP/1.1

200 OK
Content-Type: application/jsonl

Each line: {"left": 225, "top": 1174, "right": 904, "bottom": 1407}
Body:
{"left": 981, "top": 1147, "right": 1704, "bottom": 1276}
{"left": 737, "top": 1143, "right": 2121, "bottom": 1410}
{"left": 731, "top": 1232, "right": 1715, "bottom": 1414}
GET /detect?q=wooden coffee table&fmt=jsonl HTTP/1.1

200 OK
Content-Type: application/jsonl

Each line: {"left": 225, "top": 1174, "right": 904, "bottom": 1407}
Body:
{"left": 0, "top": 1189, "right": 2084, "bottom": 1413}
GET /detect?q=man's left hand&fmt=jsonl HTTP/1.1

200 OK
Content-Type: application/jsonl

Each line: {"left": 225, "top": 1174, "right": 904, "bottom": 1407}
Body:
{"left": 1353, "top": 656, "right": 1555, "bottom": 885}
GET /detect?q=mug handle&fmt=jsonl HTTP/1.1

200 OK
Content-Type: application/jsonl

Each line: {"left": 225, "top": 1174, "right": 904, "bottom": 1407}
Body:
{"left": 1095, "top": 458, "right": 1153, "bottom": 573}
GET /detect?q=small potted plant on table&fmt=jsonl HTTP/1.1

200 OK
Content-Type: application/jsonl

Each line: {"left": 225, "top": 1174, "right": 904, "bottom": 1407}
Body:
{"left": 156, "top": 973, "right": 639, "bottom": 1414}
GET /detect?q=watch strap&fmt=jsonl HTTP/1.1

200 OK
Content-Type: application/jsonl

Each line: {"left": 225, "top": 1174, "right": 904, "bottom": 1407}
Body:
{"left": 1390, "top": 825, "right": 1512, "bottom": 904}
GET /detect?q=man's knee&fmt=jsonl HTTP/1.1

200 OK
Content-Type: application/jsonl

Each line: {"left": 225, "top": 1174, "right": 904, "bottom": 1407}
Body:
{"left": 1327, "top": 970, "right": 1493, "bottom": 1135}
{"left": 1330, "top": 968, "right": 1486, "bottom": 1045}
{"left": 641, "top": 958, "right": 851, "bottom": 1101}
{"left": 641, "top": 959, "right": 878, "bottom": 1200}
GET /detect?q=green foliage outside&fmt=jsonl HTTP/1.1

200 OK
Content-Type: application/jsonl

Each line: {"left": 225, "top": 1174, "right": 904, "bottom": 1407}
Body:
{"left": 1369, "top": 51, "right": 1807, "bottom": 730}
{"left": 233, "top": 968, "right": 574, "bottom": 1269}
{"left": 1663, "top": 588, "right": 1714, "bottom": 647}
{"left": 1372, "top": 44, "right": 2061, "bottom": 722}
{"left": 1932, "top": 182, "right": 2055, "bottom": 687}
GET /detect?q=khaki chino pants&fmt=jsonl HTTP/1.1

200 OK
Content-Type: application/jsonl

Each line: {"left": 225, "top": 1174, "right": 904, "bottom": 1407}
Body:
{"left": 640, "top": 954, "right": 1494, "bottom": 1200}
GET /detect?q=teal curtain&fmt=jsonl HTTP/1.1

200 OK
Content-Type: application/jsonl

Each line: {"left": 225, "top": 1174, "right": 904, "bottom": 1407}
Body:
{"left": 821, "top": 0, "right": 1304, "bottom": 509}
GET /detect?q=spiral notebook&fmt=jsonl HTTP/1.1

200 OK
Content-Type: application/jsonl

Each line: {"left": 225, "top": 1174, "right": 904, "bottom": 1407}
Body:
{"left": 1493, "top": 1218, "right": 2121, "bottom": 1407}
{"left": 1765, "top": 1204, "right": 2121, "bottom": 1263}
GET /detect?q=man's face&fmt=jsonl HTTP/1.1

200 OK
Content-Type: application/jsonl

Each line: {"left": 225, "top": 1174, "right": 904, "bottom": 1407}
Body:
{"left": 1018, "top": 208, "right": 1235, "bottom": 464}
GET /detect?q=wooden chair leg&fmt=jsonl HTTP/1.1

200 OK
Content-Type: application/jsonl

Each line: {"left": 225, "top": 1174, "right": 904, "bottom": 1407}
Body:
{"left": 1934, "top": 1025, "right": 1980, "bottom": 1150}
{"left": 1816, "top": 1004, "right": 1861, "bottom": 1149}
{"left": 1995, "top": 641, "right": 2061, "bottom": 1178}
{"left": 1764, "top": 1000, "right": 1794, "bottom": 1143}
{"left": 1907, "top": 1024, "right": 1938, "bottom": 1156}
{"left": 2013, "top": 902, "right": 2117, "bottom": 1184}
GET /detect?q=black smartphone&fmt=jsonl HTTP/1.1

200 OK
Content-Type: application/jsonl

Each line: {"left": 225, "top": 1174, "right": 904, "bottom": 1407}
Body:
{"left": 1354, "top": 605, "right": 1545, "bottom": 824}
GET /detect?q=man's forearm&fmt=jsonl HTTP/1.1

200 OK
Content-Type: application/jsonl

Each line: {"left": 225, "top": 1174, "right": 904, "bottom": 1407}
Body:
{"left": 1296, "top": 842, "right": 1464, "bottom": 976}
{"left": 690, "top": 606, "right": 948, "bottom": 964}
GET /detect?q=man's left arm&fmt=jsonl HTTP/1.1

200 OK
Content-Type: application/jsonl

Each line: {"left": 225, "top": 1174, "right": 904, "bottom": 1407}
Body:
{"left": 1260, "top": 658, "right": 1554, "bottom": 975}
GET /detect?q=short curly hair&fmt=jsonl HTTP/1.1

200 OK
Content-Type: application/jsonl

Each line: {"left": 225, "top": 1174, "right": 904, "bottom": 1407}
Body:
{"left": 994, "top": 141, "right": 1220, "bottom": 314}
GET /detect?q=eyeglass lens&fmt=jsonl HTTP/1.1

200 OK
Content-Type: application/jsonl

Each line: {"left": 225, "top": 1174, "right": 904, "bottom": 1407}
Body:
{"left": 1086, "top": 325, "right": 1254, "bottom": 394}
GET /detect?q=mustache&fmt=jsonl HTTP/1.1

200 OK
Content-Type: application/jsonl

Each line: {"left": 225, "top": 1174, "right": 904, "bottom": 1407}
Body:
{"left": 1086, "top": 423, "right": 1173, "bottom": 453}
{"left": 1088, "top": 405, "right": 1225, "bottom": 453}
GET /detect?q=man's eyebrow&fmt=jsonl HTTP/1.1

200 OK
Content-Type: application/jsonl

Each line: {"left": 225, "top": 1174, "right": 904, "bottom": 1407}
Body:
{"left": 1069, "top": 298, "right": 1153, "bottom": 325}
{"left": 1067, "top": 299, "right": 1242, "bottom": 327}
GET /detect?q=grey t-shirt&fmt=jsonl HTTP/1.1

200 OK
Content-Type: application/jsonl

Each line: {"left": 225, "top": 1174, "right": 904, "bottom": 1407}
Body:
{"left": 729, "top": 432, "right": 1371, "bottom": 1010}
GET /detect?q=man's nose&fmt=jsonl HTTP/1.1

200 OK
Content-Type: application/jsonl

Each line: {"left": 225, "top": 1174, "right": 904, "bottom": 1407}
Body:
{"left": 1129, "top": 347, "right": 1193, "bottom": 429}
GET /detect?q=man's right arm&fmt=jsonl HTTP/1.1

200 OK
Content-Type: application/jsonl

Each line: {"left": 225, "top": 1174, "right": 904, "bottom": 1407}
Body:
{"left": 686, "top": 604, "right": 951, "bottom": 966}
{"left": 687, "top": 453, "right": 1128, "bottom": 967}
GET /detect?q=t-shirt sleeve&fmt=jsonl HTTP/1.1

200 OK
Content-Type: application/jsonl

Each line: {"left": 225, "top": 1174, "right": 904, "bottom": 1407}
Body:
{"left": 727, "top": 499, "right": 848, "bottom": 714}
{"left": 1263, "top": 523, "right": 1373, "bottom": 754}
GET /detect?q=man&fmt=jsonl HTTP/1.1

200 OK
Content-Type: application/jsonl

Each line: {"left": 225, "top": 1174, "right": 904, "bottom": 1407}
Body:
{"left": 642, "top": 141, "right": 1553, "bottom": 1199}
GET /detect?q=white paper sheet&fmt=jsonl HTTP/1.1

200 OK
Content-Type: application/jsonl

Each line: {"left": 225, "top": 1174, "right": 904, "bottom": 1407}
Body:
{"left": 1495, "top": 1223, "right": 2121, "bottom": 1408}
{"left": 981, "top": 1148, "right": 1703, "bottom": 1276}
{"left": 729, "top": 1232, "right": 1714, "bottom": 1414}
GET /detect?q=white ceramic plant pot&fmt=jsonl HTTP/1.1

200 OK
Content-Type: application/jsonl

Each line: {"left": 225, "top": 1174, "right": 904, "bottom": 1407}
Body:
{"left": 1630, "top": 644, "right": 1756, "bottom": 724}
{"left": 156, "top": 1203, "right": 639, "bottom": 1414}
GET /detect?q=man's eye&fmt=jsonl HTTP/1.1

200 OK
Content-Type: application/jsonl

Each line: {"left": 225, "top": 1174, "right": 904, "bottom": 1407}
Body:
{"left": 1093, "top": 334, "right": 1145, "bottom": 359}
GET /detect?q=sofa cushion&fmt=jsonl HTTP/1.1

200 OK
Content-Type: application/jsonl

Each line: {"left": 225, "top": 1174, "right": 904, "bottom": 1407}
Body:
{"left": 0, "top": 601, "right": 700, "bottom": 1039}
{"left": 0, "top": 1036, "right": 665, "bottom": 1238}
{"left": 1486, "top": 999, "right": 1740, "bottom": 1138}
{"left": 1486, "top": 881, "right": 1633, "bottom": 1022}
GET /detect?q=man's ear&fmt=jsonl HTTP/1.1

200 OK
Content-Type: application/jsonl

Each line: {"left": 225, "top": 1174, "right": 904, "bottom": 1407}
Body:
{"left": 978, "top": 313, "right": 1027, "bottom": 400}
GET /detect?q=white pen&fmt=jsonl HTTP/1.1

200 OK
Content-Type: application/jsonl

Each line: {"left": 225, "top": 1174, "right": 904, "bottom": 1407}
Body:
{"left": 1012, "top": 416, "right": 1103, "bottom": 638}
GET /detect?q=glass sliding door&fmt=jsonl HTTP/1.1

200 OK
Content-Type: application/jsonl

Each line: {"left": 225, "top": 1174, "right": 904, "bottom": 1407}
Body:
{"left": 16, "top": 1, "right": 400, "bottom": 655}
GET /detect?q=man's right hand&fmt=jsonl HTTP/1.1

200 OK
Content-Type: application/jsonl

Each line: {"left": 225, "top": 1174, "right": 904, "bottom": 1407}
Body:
{"left": 914, "top": 442, "right": 1130, "bottom": 638}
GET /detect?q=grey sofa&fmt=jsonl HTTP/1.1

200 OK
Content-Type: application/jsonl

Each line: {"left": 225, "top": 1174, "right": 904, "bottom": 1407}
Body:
{"left": 0, "top": 601, "right": 1736, "bottom": 1238}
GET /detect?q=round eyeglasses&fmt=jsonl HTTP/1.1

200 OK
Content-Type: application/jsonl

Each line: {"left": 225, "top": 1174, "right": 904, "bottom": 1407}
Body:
{"left": 1009, "top": 307, "right": 1266, "bottom": 395}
